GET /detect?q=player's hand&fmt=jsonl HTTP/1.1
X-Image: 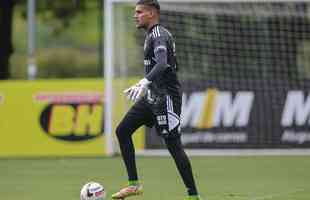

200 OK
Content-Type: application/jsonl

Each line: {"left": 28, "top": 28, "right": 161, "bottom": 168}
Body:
{"left": 123, "top": 85, "right": 142, "bottom": 102}
{"left": 123, "top": 78, "right": 151, "bottom": 102}
{"left": 123, "top": 85, "right": 138, "bottom": 101}
{"left": 133, "top": 78, "right": 152, "bottom": 102}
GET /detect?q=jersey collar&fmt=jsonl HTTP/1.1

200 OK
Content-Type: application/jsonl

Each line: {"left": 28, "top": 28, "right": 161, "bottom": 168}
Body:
{"left": 148, "top": 23, "right": 160, "bottom": 34}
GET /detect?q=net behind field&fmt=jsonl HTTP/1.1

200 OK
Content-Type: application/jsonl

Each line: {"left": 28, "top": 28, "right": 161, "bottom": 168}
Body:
{"left": 113, "top": 1, "right": 310, "bottom": 149}
{"left": 115, "top": 2, "right": 310, "bottom": 80}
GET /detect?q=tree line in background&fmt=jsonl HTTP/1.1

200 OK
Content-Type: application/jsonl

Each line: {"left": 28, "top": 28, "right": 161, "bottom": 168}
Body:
{"left": 0, "top": 0, "right": 91, "bottom": 80}
{"left": 1, "top": 1, "right": 310, "bottom": 81}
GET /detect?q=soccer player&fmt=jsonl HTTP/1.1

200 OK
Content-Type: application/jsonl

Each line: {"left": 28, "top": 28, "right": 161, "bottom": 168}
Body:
{"left": 112, "top": 0, "right": 201, "bottom": 200}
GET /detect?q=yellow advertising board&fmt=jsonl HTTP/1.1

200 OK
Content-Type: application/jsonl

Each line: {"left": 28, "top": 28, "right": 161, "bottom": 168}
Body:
{"left": 0, "top": 79, "right": 144, "bottom": 157}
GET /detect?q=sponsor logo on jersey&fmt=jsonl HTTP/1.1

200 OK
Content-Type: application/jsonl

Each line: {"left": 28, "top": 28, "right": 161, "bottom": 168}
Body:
{"left": 36, "top": 92, "right": 104, "bottom": 142}
{"left": 0, "top": 94, "right": 3, "bottom": 104}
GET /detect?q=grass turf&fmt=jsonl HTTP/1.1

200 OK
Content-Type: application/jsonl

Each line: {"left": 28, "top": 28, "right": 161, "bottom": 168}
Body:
{"left": 1, "top": 156, "right": 309, "bottom": 200}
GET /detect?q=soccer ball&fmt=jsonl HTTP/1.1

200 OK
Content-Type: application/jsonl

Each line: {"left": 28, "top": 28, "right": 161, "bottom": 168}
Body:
{"left": 80, "top": 182, "right": 106, "bottom": 200}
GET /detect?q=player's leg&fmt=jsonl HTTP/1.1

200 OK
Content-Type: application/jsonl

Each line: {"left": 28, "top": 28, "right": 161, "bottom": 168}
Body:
{"left": 164, "top": 137, "right": 200, "bottom": 200}
{"left": 113, "top": 99, "right": 153, "bottom": 199}
{"left": 153, "top": 95, "right": 201, "bottom": 200}
{"left": 116, "top": 99, "right": 153, "bottom": 182}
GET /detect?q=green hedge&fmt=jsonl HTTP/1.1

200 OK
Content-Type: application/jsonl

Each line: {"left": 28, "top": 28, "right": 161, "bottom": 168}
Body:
{"left": 10, "top": 47, "right": 101, "bottom": 79}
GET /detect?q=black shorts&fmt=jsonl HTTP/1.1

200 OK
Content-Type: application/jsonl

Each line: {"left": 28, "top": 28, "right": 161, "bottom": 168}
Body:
{"left": 123, "top": 94, "right": 181, "bottom": 139}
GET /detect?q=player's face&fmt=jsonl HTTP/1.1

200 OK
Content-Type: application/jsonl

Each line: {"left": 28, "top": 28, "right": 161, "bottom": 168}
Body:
{"left": 134, "top": 5, "right": 152, "bottom": 29}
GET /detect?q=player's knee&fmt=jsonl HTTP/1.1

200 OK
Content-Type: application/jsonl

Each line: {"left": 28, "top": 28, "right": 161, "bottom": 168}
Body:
{"left": 115, "top": 123, "right": 129, "bottom": 142}
{"left": 165, "top": 137, "right": 184, "bottom": 154}
{"left": 115, "top": 124, "right": 123, "bottom": 139}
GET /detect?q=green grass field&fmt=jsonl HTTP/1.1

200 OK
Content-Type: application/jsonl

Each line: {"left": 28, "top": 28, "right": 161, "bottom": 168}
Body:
{"left": 1, "top": 156, "right": 310, "bottom": 200}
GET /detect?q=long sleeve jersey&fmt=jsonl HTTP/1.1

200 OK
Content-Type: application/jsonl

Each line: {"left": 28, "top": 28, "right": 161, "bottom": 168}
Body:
{"left": 143, "top": 24, "right": 181, "bottom": 98}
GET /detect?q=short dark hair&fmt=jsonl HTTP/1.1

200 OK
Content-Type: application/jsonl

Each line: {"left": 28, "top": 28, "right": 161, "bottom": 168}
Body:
{"left": 136, "top": 0, "right": 160, "bottom": 11}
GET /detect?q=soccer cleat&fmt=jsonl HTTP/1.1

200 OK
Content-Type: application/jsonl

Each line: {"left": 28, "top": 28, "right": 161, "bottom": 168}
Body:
{"left": 111, "top": 185, "right": 143, "bottom": 199}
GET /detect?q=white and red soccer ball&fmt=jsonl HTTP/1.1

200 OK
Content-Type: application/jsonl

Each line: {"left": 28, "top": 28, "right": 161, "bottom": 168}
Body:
{"left": 80, "top": 182, "right": 106, "bottom": 200}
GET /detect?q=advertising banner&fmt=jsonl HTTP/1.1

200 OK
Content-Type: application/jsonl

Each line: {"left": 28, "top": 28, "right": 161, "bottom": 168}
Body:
{"left": 0, "top": 79, "right": 144, "bottom": 157}
{"left": 145, "top": 79, "right": 310, "bottom": 149}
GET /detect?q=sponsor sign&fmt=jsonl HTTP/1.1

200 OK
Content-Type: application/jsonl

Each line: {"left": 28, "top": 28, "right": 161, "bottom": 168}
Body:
{"left": 281, "top": 91, "right": 310, "bottom": 144}
{"left": 145, "top": 80, "right": 310, "bottom": 148}
{"left": 180, "top": 89, "right": 253, "bottom": 145}
{"left": 0, "top": 79, "right": 144, "bottom": 157}
{"left": 35, "top": 92, "right": 104, "bottom": 141}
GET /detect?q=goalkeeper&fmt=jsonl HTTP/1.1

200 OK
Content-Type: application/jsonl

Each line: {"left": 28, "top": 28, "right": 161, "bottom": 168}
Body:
{"left": 112, "top": 0, "right": 201, "bottom": 200}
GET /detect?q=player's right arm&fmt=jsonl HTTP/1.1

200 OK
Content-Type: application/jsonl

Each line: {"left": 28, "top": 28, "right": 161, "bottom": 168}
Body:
{"left": 145, "top": 36, "right": 169, "bottom": 81}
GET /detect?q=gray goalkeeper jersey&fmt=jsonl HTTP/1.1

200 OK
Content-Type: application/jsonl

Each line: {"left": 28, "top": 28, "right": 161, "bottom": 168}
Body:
{"left": 144, "top": 24, "right": 181, "bottom": 98}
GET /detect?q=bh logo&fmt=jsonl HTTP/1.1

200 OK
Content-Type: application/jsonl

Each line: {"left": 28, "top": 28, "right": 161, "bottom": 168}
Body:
{"left": 37, "top": 92, "right": 104, "bottom": 141}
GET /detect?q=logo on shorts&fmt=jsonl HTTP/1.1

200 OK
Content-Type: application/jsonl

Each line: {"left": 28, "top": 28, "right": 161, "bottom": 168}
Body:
{"left": 157, "top": 115, "right": 167, "bottom": 125}
{"left": 144, "top": 59, "right": 151, "bottom": 66}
